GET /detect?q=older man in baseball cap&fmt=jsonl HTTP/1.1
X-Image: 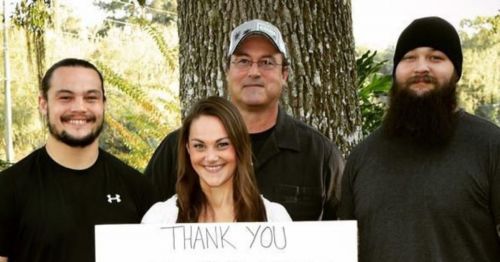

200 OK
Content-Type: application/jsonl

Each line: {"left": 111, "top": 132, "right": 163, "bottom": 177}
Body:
{"left": 145, "top": 19, "right": 344, "bottom": 221}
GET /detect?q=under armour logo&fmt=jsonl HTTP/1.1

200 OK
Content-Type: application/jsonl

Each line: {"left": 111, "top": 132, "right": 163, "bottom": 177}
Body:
{"left": 107, "top": 194, "right": 121, "bottom": 203}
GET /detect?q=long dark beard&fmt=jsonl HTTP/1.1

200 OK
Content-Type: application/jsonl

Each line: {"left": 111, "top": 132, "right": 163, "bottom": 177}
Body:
{"left": 382, "top": 77, "right": 458, "bottom": 148}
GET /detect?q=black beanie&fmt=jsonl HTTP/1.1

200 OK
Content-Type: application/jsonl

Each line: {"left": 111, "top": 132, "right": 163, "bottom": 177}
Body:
{"left": 393, "top": 16, "right": 463, "bottom": 80}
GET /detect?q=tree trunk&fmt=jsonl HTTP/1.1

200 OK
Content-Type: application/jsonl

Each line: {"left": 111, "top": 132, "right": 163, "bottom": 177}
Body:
{"left": 177, "top": 0, "right": 361, "bottom": 154}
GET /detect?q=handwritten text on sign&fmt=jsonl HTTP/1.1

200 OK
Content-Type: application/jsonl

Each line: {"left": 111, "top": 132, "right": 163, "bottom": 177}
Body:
{"left": 162, "top": 224, "right": 286, "bottom": 250}
{"left": 95, "top": 221, "right": 357, "bottom": 262}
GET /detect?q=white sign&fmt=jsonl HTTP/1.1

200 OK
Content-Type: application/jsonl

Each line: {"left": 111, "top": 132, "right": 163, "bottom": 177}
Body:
{"left": 95, "top": 221, "right": 357, "bottom": 262}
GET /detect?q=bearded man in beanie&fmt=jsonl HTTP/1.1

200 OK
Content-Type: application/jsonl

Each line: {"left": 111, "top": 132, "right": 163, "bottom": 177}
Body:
{"left": 338, "top": 16, "right": 500, "bottom": 261}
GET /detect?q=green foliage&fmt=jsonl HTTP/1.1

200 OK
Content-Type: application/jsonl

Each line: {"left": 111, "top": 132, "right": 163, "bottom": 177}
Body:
{"left": 95, "top": 57, "right": 180, "bottom": 169}
{"left": 11, "top": 0, "right": 52, "bottom": 35}
{"left": 356, "top": 50, "right": 392, "bottom": 136}
{"left": 458, "top": 15, "right": 499, "bottom": 125}
{"left": 89, "top": 23, "right": 180, "bottom": 170}
{"left": 1, "top": 5, "right": 181, "bottom": 170}
{"left": 95, "top": 0, "right": 135, "bottom": 23}
{"left": 0, "top": 28, "right": 46, "bottom": 159}
{"left": 97, "top": 61, "right": 164, "bottom": 123}
{"left": 141, "top": 23, "right": 178, "bottom": 71}
{"left": 460, "top": 15, "right": 499, "bottom": 49}
{"left": 11, "top": 0, "right": 52, "bottom": 87}
{"left": 148, "top": 0, "right": 177, "bottom": 25}
{"left": 95, "top": 0, "right": 177, "bottom": 35}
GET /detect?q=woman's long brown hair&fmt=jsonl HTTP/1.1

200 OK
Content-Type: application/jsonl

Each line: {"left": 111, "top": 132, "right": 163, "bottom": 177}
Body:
{"left": 175, "top": 96, "right": 267, "bottom": 222}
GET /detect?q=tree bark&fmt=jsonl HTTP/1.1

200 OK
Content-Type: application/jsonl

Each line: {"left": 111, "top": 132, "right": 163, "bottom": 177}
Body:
{"left": 177, "top": 0, "right": 361, "bottom": 154}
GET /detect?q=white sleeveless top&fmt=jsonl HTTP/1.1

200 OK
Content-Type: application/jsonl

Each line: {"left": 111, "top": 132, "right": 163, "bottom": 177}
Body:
{"left": 142, "top": 195, "right": 292, "bottom": 224}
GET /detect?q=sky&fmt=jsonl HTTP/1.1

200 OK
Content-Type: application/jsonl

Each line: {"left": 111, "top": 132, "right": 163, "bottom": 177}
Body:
{"left": 352, "top": 0, "right": 499, "bottom": 49}
{"left": 6, "top": 0, "right": 498, "bottom": 50}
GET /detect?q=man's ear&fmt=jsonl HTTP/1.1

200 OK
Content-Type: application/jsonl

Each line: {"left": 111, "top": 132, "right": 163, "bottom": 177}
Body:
{"left": 496, "top": 224, "right": 500, "bottom": 239}
{"left": 39, "top": 95, "right": 48, "bottom": 116}
{"left": 282, "top": 66, "right": 289, "bottom": 82}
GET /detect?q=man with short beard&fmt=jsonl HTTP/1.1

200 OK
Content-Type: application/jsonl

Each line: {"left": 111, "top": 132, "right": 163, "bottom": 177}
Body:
{"left": 338, "top": 17, "right": 500, "bottom": 261}
{"left": 0, "top": 58, "right": 157, "bottom": 262}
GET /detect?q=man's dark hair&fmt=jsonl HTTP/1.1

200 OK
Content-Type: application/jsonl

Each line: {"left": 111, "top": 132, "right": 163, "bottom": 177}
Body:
{"left": 41, "top": 58, "right": 105, "bottom": 100}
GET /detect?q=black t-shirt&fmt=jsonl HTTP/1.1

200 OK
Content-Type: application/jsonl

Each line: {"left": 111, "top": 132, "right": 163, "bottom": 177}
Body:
{"left": 339, "top": 111, "right": 500, "bottom": 262}
{"left": 250, "top": 126, "right": 275, "bottom": 156}
{"left": 0, "top": 147, "right": 157, "bottom": 262}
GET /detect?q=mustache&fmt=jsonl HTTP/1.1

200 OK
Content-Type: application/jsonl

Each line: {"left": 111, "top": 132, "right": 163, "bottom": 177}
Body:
{"left": 242, "top": 80, "right": 265, "bottom": 87}
{"left": 406, "top": 75, "right": 438, "bottom": 85}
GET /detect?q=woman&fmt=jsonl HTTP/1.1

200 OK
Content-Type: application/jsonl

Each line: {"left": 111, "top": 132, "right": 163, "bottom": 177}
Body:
{"left": 142, "top": 96, "right": 291, "bottom": 223}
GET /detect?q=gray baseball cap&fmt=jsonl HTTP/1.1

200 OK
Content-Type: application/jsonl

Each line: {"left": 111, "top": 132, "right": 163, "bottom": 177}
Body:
{"left": 227, "top": 19, "right": 288, "bottom": 59}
